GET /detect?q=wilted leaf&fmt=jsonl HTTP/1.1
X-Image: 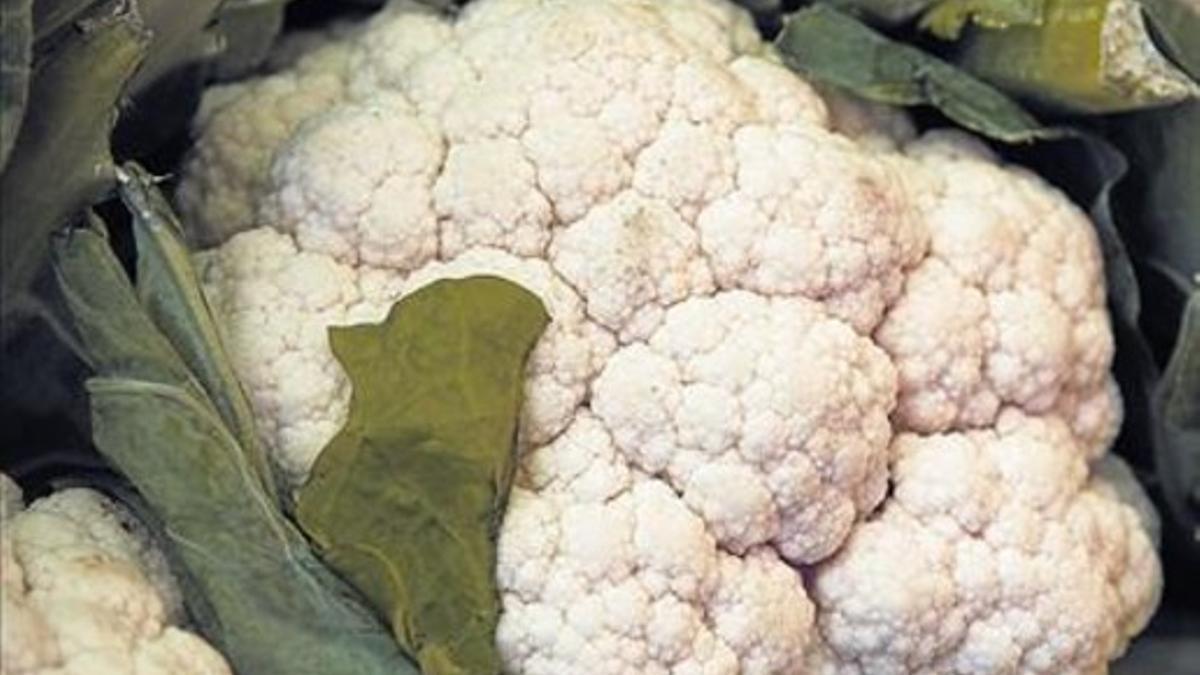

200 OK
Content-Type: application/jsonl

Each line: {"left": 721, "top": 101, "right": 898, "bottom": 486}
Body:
{"left": 0, "top": 6, "right": 147, "bottom": 312}
{"left": 53, "top": 167, "right": 418, "bottom": 675}
{"left": 297, "top": 277, "right": 549, "bottom": 675}
{"left": 0, "top": 0, "right": 32, "bottom": 169}
{"left": 959, "top": 0, "right": 1199, "bottom": 113}
{"left": 776, "top": 4, "right": 1055, "bottom": 142}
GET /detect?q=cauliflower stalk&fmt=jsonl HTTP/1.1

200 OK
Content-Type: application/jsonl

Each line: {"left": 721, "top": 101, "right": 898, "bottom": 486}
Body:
{"left": 0, "top": 474, "right": 231, "bottom": 675}
{"left": 178, "top": 0, "right": 1162, "bottom": 672}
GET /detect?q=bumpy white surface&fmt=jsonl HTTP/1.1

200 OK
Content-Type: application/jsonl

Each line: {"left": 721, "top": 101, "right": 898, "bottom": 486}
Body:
{"left": 180, "top": 0, "right": 1161, "bottom": 672}
{"left": 810, "top": 412, "right": 1162, "bottom": 675}
{"left": 0, "top": 475, "right": 232, "bottom": 675}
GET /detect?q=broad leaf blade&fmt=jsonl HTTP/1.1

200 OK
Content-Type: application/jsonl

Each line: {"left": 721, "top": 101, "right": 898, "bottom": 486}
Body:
{"left": 776, "top": 5, "right": 1055, "bottom": 142}
{"left": 0, "top": 0, "right": 32, "bottom": 169}
{"left": 297, "top": 276, "right": 549, "bottom": 675}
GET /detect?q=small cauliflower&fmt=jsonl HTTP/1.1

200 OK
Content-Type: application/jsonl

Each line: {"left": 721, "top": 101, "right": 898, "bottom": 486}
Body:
{"left": 0, "top": 473, "right": 231, "bottom": 675}
{"left": 178, "top": 0, "right": 1163, "bottom": 672}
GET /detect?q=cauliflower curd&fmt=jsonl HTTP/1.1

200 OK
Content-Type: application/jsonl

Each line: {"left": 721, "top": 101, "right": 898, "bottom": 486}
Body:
{"left": 178, "top": 0, "right": 1162, "bottom": 672}
{"left": 0, "top": 475, "right": 232, "bottom": 675}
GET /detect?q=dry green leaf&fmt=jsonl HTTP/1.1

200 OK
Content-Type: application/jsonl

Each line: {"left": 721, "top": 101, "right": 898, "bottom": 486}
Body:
{"left": 297, "top": 276, "right": 549, "bottom": 675}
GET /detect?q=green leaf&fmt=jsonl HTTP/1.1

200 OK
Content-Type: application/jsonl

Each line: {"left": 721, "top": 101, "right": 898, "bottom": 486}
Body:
{"left": 958, "top": 0, "right": 1199, "bottom": 113}
{"left": 1115, "top": 0, "right": 1200, "bottom": 279}
{"left": 52, "top": 168, "right": 418, "bottom": 675}
{"left": 0, "top": 5, "right": 148, "bottom": 313}
{"left": 211, "top": 0, "right": 289, "bottom": 80}
{"left": 0, "top": 0, "right": 32, "bottom": 170}
{"left": 920, "top": 0, "right": 1044, "bottom": 39}
{"left": 1152, "top": 292, "right": 1200, "bottom": 552}
{"left": 1140, "top": 0, "right": 1200, "bottom": 78}
{"left": 126, "top": 0, "right": 223, "bottom": 94}
{"left": 297, "top": 277, "right": 549, "bottom": 675}
{"left": 118, "top": 164, "right": 282, "bottom": 503}
{"left": 775, "top": 5, "right": 1056, "bottom": 142}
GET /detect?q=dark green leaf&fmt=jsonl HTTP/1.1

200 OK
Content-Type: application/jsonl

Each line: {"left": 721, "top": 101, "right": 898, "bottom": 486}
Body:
{"left": 0, "top": 6, "right": 147, "bottom": 313}
{"left": 0, "top": 0, "right": 32, "bottom": 169}
{"left": 1117, "top": 100, "right": 1200, "bottom": 283}
{"left": 52, "top": 172, "right": 418, "bottom": 675}
{"left": 920, "top": 0, "right": 1044, "bottom": 39}
{"left": 1140, "top": 0, "right": 1200, "bottom": 78}
{"left": 297, "top": 277, "right": 549, "bottom": 675}
{"left": 958, "top": 0, "right": 1199, "bottom": 113}
{"left": 775, "top": 4, "right": 1055, "bottom": 142}
{"left": 211, "top": 0, "right": 289, "bottom": 80}
{"left": 1032, "top": 132, "right": 1142, "bottom": 324}
{"left": 1115, "top": 1, "right": 1200, "bottom": 280}
{"left": 1152, "top": 292, "right": 1200, "bottom": 553}
{"left": 126, "top": 0, "right": 223, "bottom": 94}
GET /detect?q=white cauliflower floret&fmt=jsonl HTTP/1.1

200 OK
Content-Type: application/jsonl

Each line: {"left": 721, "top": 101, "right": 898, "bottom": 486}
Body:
{"left": 260, "top": 95, "right": 445, "bottom": 271}
{"left": 593, "top": 292, "right": 895, "bottom": 563}
{"left": 179, "top": 0, "right": 1161, "bottom": 672}
{"left": 877, "top": 131, "right": 1120, "bottom": 456}
{"left": 697, "top": 124, "right": 926, "bottom": 333}
{"left": 176, "top": 41, "right": 356, "bottom": 245}
{"left": 497, "top": 440, "right": 813, "bottom": 675}
{"left": 550, "top": 190, "right": 714, "bottom": 340}
{"left": 0, "top": 475, "right": 231, "bottom": 675}
{"left": 810, "top": 412, "right": 1162, "bottom": 675}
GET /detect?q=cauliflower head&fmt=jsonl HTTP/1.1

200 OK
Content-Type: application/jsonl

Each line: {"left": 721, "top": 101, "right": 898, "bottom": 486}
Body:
{"left": 0, "top": 473, "right": 232, "bottom": 675}
{"left": 179, "top": 0, "right": 1162, "bottom": 672}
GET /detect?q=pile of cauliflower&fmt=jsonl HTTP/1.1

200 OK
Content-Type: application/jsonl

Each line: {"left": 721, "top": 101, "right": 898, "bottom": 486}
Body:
{"left": 16, "top": 0, "right": 1159, "bottom": 673}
